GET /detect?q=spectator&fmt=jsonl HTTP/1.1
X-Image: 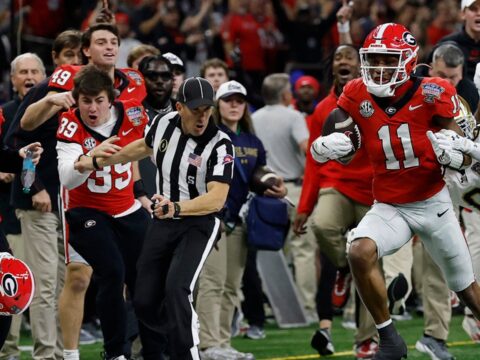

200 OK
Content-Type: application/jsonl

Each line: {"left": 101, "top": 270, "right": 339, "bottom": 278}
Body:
{"left": 437, "top": 0, "right": 480, "bottom": 81}
{"left": 56, "top": 65, "right": 156, "bottom": 360}
{"left": 200, "top": 58, "right": 229, "bottom": 93}
{"left": 292, "top": 75, "right": 321, "bottom": 130}
{"left": 252, "top": 73, "right": 317, "bottom": 325}
{"left": 126, "top": 44, "right": 161, "bottom": 69}
{"left": 163, "top": 52, "right": 186, "bottom": 99}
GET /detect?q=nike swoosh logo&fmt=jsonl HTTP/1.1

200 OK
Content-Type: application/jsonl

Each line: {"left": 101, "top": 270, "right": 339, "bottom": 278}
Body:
{"left": 127, "top": 87, "right": 135, "bottom": 93}
{"left": 437, "top": 209, "right": 448, "bottom": 217}
{"left": 122, "top": 128, "right": 133, "bottom": 136}
{"left": 409, "top": 104, "right": 423, "bottom": 111}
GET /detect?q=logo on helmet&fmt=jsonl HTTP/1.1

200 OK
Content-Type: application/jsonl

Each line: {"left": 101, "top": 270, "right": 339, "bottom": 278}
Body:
{"left": 2, "top": 273, "right": 18, "bottom": 297}
{"left": 402, "top": 32, "right": 416, "bottom": 46}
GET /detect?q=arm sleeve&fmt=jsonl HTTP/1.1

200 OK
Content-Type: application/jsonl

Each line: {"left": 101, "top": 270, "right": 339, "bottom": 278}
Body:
{"left": 206, "top": 138, "right": 235, "bottom": 184}
{"left": 435, "top": 79, "right": 460, "bottom": 119}
{"left": 56, "top": 141, "right": 93, "bottom": 190}
{"left": 291, "top": 111, "right": 309, "bottom": 145}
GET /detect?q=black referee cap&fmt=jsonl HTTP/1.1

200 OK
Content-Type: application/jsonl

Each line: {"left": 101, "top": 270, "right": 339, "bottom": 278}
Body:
{"left": 177, "top": 77, "right": 215, "bottom": 109}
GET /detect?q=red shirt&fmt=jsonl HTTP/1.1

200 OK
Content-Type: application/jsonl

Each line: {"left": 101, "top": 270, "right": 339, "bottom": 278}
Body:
{"left": 338, "top": 77, "right": 459, "bottom": 204}
{"left": 297, "top": 88, "right": 373, "bottom": 215}
{"left": 48, "top": 65, "right": 147, "bottom": 102}
{"left": 57, "top": 100, "right": 147, "bottom": 215}
{"left": 227, "top": 13, "right": 275, "bottom": 71}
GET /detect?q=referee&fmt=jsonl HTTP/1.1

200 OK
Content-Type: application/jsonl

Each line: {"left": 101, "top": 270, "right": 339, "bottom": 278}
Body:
{"left": 74, "top": 77, "right": 234, "bottom": 360}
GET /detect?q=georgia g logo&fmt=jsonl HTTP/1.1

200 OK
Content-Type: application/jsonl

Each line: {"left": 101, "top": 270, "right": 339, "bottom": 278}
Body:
{"left": 2, "top": 273, "right": 18, "bottom": 297}
{"left": 403, "top": 32, "right": 416, "bottom": 46}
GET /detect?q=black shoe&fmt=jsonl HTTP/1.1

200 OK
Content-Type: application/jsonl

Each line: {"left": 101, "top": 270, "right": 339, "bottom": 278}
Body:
{"left": 387, "top": 273, "right": 408, "bottom": 314}
{"left": 311, "top": 328, "right": 335, "bottom": 356}
{"left": 373, "top": 333, "right": 407, "bottom": 360}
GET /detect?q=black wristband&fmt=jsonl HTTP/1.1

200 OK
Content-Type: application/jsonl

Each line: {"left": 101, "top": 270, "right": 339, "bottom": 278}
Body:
{"left": 173, "top": 202, "right": 181, "bottom": 218}
{"left": 92, "top": 156, "right": 100, "bottom": 170}
{"left": 133, "top": 179, "right": 147, "bottom": 198}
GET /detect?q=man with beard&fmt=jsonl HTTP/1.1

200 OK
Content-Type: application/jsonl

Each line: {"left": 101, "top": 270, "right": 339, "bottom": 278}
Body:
{"left": 137, "top": 54, "right": 174, "bottom": 198}
{"left": 294, "top": 45, "right": 379, "bottom": 359}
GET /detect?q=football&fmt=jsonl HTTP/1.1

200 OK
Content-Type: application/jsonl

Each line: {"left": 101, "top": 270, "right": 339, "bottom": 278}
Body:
{"left": 250, "top": 166, "right": 281, "bottom": 194}
{"left": 322, "top": 107, "right": 361, "bottom": 163}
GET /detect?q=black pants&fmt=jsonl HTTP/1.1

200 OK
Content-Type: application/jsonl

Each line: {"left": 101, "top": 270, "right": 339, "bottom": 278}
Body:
{"left": 134, "top": 215, "right": 220, "bottom": 360}
{"left": 66, "top": 207, "right": 160, "bottom": 358}
{"left": 241, "top": 248, "right": 265, "bottom": 327}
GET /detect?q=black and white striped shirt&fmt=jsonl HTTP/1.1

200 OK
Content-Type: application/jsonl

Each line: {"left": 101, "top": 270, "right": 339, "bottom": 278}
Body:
{"left": 145, "top": 111, "right": 234, "bottom": 201}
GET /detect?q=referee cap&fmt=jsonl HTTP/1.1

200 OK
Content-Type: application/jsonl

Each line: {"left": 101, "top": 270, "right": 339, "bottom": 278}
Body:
{"left": 216, "top": 80, "right": 247, "bottom": 100}
{"left": 177, "top": 77, "right": 215, "bottom": 109}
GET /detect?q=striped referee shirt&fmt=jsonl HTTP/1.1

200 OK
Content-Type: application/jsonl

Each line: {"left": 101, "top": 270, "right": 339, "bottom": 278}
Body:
{"left": 145, "top": 111, "right": 234, "bottom": 201}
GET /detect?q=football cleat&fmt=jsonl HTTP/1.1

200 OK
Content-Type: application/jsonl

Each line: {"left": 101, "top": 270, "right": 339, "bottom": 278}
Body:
{"left": 332, "top": 270, "right": 352, "bottom": 309}
{"left": 0, "top": 253, "right": 35, "bottom": 315}
{"left": 354, "top": 338, "right": 379, "bottom": 359}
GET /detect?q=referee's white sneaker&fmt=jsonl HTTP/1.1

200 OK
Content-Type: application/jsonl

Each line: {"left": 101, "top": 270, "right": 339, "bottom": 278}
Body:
{"left": 200, "top": 346, "right": 255, "bottom": 360}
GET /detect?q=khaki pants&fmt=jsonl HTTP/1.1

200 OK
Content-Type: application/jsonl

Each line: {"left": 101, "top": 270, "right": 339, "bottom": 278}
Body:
{"left": 0, "top": 233, "right": 23, "bottom": 360}
{"left": 310, "top": 188, "right": 376, "bottom": 342}
{"left": 416, "top": 241, "right": 451, "bottom": 340}
{"left": 17, "top": 210, "right": 65, "bottom": 360}
{"left": 285, "top": 182, "right": 317, "bottom": 312}
{"left": 197, "top": 225, "right": 248, "bottom": 348}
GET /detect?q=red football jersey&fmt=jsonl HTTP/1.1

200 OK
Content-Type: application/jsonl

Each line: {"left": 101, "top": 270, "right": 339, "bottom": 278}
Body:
{"left": 48, "top": 65, "right": 147, "bottom": 101}
{"left": 57, "top": 99, "right": 147, "bottom": 215}
{"left": 338, "top": 77, "right": 459, "bottom": 204}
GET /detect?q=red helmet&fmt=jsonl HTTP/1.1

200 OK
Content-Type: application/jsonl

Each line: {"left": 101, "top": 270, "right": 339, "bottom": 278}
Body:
{"left": 0, "top": 253, "right": 35, "bottom": 315}
{"left": 360, "top": 23, "right": 418, "bottom": 97}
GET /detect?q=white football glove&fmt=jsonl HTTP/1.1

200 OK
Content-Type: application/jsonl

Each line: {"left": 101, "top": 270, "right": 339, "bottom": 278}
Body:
{"left": 427, "top": 130, "right": 465, "bottom": 169}
{"left": 437, "top": 129, "right": 480, "bottom": 160}
{"left": 311, "top": 133, "right": 354, "bottom": 163}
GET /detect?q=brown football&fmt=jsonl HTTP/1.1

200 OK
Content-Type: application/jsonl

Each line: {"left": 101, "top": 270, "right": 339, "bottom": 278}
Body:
{"left": 250, "top": 166, "right": 281, "bottom": 194}
{"left": 322, "top": 107, "right": 361, "bottom": 164}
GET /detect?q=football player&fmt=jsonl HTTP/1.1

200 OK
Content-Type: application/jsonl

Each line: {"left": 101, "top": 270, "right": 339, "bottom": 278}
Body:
{"left": 311, "top": 23, "right": 480, "bottom": 360}
{"left": 56, "top": 65, "right": 157, "bottom": 360}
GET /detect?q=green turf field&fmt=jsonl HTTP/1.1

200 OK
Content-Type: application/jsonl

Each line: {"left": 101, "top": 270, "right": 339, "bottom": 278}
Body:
{"left": 17, "top": 313, "right": 479, "bottom": 359}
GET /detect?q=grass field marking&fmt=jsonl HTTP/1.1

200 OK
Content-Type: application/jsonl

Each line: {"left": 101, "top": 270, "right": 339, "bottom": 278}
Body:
{"left": 260, "top": 339, "right": 478, "bottom": 360}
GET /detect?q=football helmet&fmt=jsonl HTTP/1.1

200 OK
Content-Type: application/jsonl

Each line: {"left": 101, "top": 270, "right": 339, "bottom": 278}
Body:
{"left": 455, "top": 96, "right": 476, "bottom": 139}
{"left": 0, "top": 253, "right": 35, "bottom": 315}
{"left": 360, "top": 23, "right": 419, "bottom": 97}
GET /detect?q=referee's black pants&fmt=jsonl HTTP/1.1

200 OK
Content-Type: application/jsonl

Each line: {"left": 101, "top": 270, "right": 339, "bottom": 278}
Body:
{"left": 66, "top": 207, "right": 162, "bottom": 358}
{"left": 134, "top": 215, "right": 220, "bottom": 360}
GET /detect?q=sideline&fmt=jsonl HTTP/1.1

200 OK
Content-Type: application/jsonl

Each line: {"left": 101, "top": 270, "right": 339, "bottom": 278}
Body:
{"left": 261, "top": 340, "right": 477, "bottom": 360}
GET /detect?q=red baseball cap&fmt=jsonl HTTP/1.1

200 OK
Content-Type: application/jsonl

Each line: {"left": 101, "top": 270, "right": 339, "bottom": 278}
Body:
{"left": 294, "top": 76, "right": 320, "bottom": 97}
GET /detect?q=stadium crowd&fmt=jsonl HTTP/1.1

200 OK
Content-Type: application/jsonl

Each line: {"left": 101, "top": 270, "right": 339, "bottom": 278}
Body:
{"left": 0, "top": 0, "right": 480, "bottom": 360}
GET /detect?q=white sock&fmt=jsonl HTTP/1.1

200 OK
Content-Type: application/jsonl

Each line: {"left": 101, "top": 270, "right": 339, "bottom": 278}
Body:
{"left": 63, "top": 349, "right": 79, "bottom": 360}
{"left": 375, "top": 318, "right": 393, "bottom": 329}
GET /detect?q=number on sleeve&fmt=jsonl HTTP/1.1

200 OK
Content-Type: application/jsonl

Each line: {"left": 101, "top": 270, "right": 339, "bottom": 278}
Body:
{"left": 451, "top": 95, "right": 460, "bottom": 114}
{"left": 58, "top": 118, "right": 78, "bottom": 138}
{"left": 51, "top": 70, "right": 72, "bottom": 86}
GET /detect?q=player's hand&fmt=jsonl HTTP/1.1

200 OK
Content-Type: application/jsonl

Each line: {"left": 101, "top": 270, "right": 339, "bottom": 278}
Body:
{"left": 46, "top": 91, "right": 75, "bottom": 110}
{"left": 19, "top": 142, "right": 43, "bottom": 165}
{"left": 438, "top": 129, "right": 477, "bottom": 156}
{"left": 74, "top": 155, "right": 94, "bottom": 173}
{"left": 32, "top": 189, "right": 52, "bottom": 213}
{"left": 91, "top": 136, "right": 122, "bottom": 158}
{"left": 311, "top": 133, "right": 353, "bottom": 163}
{"left": 427, "top": 130, "right": 466, "bottom": 169}
{"left": 293, "top": 212, "right": 309, "bottom": 236}
{"left": 264, "top": 177, "right": 287, "bottom": 198}
{"left": 337, "top": 0, "right": 353, "bottom": 23}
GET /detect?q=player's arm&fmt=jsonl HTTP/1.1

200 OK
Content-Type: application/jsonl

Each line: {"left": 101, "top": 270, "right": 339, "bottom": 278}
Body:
{"left": 56, "top": 141, "right": 93, "bottom": 190}
{"left": 21, "top": 91, "right": 75, "bottom": 131}
{"left": 152, "top": 181, "right": 230, "bottom": 218}
{"left": 310, "top": 108, "right": 357, "bottom": 164}
{"left": 74, "top": 138, "right": 152, "bottom": 173}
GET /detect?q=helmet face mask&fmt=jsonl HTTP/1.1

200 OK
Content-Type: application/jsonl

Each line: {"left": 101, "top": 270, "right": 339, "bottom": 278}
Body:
{"left": 360, "top": 23, "right": 418, "bottom": 97}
